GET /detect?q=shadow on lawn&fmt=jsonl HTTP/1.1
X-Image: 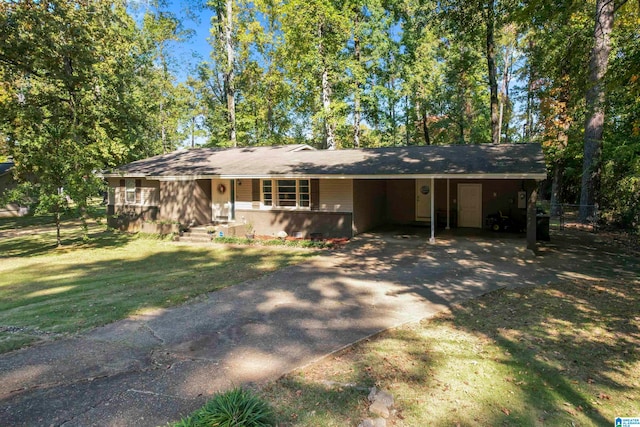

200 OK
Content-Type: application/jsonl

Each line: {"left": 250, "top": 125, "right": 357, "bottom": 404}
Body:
{"left": 1, "top": 226, "right": 638, "bottom": 426}
{"left": 0, "top": 240, "right": 312, "bottom": 348}
{"left": 259, "top": 229, "right": 639, "bottom": 426}
{"left": 446, "top": 274, "right": 640, "bottom": 425}
{"left": 440, "top": 230, "right": 640, "bottom": 425}
{"left": 0, "top": 227, "right": 133, "bottom": 258}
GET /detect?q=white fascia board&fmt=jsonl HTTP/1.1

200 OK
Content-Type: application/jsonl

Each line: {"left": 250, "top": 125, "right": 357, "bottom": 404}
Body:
{"left": 220, "top": 173, "right": 548, "bottom": 180}
{"left": 101, "top": 172, "right": 149, "bottom": 179}
{"left": 133, "top": 172, "right": 547, "bottom": 181}
{"left": 151, "top": 175, "right": 218, "bottom": 181}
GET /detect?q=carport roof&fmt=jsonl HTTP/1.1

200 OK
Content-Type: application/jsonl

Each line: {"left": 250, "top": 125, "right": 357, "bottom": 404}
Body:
{"left": 103, "top": 143, "right": 547, "bottom": 180}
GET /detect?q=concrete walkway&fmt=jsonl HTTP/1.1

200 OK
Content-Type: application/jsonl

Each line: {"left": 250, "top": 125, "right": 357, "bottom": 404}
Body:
{"left": 1, "top": 229, "right": 637, "bottom": 426}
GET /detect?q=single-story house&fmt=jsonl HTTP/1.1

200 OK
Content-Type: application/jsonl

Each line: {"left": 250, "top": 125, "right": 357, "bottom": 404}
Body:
{"left": 0, "top": 160, "right": 28, "bottom": 218}
{"left": 102, "top": 143, "right": 547, "bottom": 247}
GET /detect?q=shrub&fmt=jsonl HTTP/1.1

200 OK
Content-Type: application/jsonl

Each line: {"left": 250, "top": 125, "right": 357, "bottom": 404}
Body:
{"left": 176, "top": 387, "right": 275, "bottom": 427}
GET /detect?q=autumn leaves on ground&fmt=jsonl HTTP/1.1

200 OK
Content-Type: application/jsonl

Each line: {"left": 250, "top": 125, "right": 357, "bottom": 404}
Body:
{"left": 261, "top": 278, "right": 640, "bottom": 426}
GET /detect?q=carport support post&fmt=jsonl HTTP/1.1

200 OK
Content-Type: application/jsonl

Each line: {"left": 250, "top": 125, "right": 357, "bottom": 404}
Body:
{"left": 446, "top": 179, "right": 450, "bottom": 230}
{"left": 430, "top": 177, "right": 435, "bottom": 243}
{"left": 526, "top": 185, "right": 538, "bottom": 251}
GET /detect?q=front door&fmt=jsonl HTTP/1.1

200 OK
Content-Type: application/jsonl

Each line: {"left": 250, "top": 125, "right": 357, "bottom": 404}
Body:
{"left": 212, "top": 179, "right": 232, "bottom": 221}
{"left": 415, "top": 179, "right": 432, "bottom": 222}
{"left": 458, "top": 183, "right": 482, "bottom": 228}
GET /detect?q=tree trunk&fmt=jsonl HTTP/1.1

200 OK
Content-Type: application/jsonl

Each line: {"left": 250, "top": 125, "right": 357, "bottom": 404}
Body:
{"left": 353, "top": 13, "right": 361, "bottom": 148}
{"left": 55, "top": 207, "right": 61, "bottom": 248}
{"left": 224, "top": 0, "right": 236, "bottom": 147}
{"left": 319, "top": 22, "right": 336, "bottom": 150}
{"left": 498, "top": 43, "right": 512, "bottom": 144}
{"left": 419, "top": 101, "right": 431, "bottom": 145}
{"left": 579, "top": 0, "right": 614, "bottom": 221}
{"left": 485, "top": 0, "right": 499, "bottom": 144}
{"left": 550, "top": 164, "right": 562, "bottom": 216}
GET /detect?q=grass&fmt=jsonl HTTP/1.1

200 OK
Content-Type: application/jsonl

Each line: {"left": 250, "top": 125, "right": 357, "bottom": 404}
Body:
{"left": 256, "top": 278, "right": 640, "bottom": 426}
{"left": 212, "top": 236, "right": 337, "bottom": 249}
{"left": 0, "top": 223, "right": 316, "bottom": 353}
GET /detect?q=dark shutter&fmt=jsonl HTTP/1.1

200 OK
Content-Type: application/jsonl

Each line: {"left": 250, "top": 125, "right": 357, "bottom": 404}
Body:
{"left": 119, "top": 179, "right": 125, "bottom": 187}
{"left": 135, "top": 179, "right": 142, "bottom": 204}
{"left": 311, "top": 179, "right": 320, "bottom": 211}
{"left": 252, "top": 179, "right": 260, "bottom": 201}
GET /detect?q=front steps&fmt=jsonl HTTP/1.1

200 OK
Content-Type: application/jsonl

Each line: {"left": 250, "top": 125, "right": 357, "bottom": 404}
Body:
{"left": 177, "top": 222, "right": 249, "bottom": 243}
{"left": 178, "top": 226, "right": 213, "bottom": 243}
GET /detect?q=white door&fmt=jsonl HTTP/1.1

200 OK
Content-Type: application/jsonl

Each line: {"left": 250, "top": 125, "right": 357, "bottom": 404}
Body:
{"left": 415, "top": 179, "right": 432, "bottom": 221}
{"left": 458, "top": 183, "right": 482, "bottom": 228}
{"left": 212, "top": 179, "right": 231, "bottom": 221}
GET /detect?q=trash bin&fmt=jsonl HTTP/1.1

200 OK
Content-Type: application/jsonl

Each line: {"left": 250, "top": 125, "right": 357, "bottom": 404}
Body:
{"left": 536, "top": 215, "right": 550, "bottom": 241}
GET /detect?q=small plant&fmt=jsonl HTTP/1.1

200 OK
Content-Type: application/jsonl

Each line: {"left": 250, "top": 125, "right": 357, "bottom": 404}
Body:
{"left": 176, "top": 387, "right": 275, "bottom": 427}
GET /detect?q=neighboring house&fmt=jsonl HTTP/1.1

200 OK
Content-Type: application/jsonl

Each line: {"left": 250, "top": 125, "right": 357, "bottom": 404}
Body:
{"left": 102, "top": 143, "right": 547, "bottom": 246}
{"left": 0, "top": 160, "right": 28, "bottom": 218}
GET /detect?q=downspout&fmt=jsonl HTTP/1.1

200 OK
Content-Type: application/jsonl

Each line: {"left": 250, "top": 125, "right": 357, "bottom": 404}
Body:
{"left": 230, "top": 179, "right": 235, "bottom": 221}
{"left": 430, "top": 178, "right": 436, "bottom": 244}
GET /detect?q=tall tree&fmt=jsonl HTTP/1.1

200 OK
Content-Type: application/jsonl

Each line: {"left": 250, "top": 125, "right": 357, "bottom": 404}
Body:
{"left": 0, "top": 0, "right": 153, "bottom": 245}
{"left": 578, "top": 0, "right": 617, "bottom": 220}
{"left": 484, "top": 0, "right": 500, "bottom": 144}
{"left": 208, "top": 0, "right": 238, "bottom": 146}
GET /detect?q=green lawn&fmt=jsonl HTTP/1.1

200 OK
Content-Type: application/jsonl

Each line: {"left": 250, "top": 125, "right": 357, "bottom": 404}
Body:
{"left": 257, "top": 278, "right": 640, "bottom": 426}
{"left": 0, "top": 223, "right": 316, "bottom": 353}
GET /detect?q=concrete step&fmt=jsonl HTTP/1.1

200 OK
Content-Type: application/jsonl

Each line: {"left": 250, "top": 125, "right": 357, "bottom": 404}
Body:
{"left": 178, "top": 234, "right": 213, "bottom": 243}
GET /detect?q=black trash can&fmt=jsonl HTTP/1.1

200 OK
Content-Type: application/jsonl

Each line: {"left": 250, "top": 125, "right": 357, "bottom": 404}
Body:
{"left": 536, "top": 215, "right": 550, "bottom": 241}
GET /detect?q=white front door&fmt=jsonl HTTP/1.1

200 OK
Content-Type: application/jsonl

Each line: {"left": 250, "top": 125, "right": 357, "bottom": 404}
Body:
{"left": 458, "top": 183, "right": 482, "bottom": 228}
{"left": 212, "top": 179, "right": 232, "bottom": 221}
{"left": 415, "top": 179, "right": 432, "bottom": 221}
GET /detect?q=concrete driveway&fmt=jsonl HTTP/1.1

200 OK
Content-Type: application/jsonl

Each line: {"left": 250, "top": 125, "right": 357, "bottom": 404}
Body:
{"left": 1, "top": 229, "right": 636, "bottom": 426}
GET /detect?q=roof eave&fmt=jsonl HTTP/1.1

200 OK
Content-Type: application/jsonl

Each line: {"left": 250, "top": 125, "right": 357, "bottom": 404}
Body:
{"left": 143, "top": 172, "right": 547, "bottom": 181}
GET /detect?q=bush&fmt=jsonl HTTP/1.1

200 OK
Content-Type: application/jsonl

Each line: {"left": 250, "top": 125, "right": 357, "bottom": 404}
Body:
{"left": 175, "top": 387, "right": 275, "bottom": 427}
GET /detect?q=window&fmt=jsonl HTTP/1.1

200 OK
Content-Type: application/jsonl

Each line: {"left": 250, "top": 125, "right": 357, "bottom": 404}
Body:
{"left": 125, "top": 179, "right": 136, "bottom": 204}
{"left": 262, "top": 180, "right": 273, "bottom": 206}
{"left": 299, "top": 180, "right": 310, "bottom": 207}
{"left": 261, "top": 179, "right": 310, "bottom": 209}
{"left": 277, "top": 179, "right": 297, "bottom": 207}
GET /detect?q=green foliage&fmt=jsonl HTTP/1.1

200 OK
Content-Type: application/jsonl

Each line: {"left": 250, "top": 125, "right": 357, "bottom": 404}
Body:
{"left": 176, "top": 387, "right": 275, "bottom": 427}
{"left": 0, "top": 1, "right": 163, "bottom": 243}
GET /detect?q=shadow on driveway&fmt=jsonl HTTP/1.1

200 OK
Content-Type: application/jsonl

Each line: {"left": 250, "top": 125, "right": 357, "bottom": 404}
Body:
{"left": 0, "top": 228, "right": 636, "bottom": 426}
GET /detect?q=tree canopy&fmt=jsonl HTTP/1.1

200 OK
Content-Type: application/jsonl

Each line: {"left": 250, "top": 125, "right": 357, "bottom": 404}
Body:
{"left": 1, "top": 0, "right": 638, "bottom": 232}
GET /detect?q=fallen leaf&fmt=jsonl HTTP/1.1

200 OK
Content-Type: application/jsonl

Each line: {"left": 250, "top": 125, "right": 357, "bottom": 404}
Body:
{"left": 501, "top": 408, "right": 510, "bottom": 416}
{"left": 598, "top": 393, "right": 611, "bottom": 400}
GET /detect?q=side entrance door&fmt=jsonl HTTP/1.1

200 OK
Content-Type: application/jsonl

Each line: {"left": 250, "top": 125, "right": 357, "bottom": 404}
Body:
{"left": 415, "top": 179, "right": 432, "bottom": 222}
{"left": 458, "top": 183, "right": 482, "bottom": 228}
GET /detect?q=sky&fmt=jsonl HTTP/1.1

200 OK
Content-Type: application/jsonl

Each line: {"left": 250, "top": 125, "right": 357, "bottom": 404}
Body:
{"left": 130, "top": 0, "right": 214, "bottom": 80}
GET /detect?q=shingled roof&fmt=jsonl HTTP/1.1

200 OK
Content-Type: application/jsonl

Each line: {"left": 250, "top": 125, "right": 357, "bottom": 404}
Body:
{"left": 104, "top": 143, "right": 547, "bottom": 180}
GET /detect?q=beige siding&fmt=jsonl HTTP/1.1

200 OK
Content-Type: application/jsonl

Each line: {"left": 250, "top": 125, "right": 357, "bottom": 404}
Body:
{"left": 319, "top": 179, "right": 353, "bottom": 212}
{"left": 108, "top": 178, "right": 159, "bottom": 207}
{"left": 235, "top": 179, "right": 252, "bottom": 202}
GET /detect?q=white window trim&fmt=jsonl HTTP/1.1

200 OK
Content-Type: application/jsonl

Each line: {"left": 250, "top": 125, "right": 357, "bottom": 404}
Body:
{"left": 260, "top": 178, "right": 311, "bottom": 210}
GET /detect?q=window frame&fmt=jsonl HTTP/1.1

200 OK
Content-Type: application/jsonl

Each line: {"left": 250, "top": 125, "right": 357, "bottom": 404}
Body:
{"left": 125, "top": 179, "right": 136, "bottom": 204}
{"left": 261, "top": 178, "right": 310, "bottom": 210}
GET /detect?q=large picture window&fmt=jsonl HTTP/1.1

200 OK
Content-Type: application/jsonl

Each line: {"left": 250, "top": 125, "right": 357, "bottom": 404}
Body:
{"left": 262, "top": 179, "right": 310, "bottom": 209}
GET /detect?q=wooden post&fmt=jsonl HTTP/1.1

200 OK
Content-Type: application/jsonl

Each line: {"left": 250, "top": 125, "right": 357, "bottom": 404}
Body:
{"left": 527, "top": 185, "right": 538, "bottom": 252}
